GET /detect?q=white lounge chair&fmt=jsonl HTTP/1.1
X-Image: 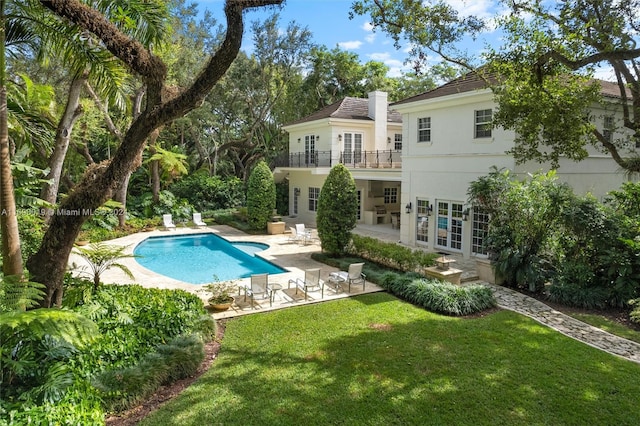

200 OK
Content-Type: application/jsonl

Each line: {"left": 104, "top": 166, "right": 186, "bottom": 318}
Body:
{"left": 193, "top": 212, "right": 206, "bottom": 227}
{"left": 331, "top": 262, "right": 366, "bottom": 292}
{"left": 162, "top": 214, "right": 176, "bottom": 230}
{"left": 288, "top": 268, "right": 324, "bottom": 300}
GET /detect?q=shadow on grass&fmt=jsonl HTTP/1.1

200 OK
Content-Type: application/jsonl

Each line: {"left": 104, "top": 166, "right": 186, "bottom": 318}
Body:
{"left": 139, "top": 293, "right": 640, "bottom": 426}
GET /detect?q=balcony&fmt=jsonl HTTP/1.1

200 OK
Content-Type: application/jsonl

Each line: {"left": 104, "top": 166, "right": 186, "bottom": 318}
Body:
{"left": 274, "top": 150, "right": 402, "bottom": 169}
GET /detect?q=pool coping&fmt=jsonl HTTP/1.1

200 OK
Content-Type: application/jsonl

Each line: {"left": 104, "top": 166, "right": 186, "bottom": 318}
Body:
{"left": 70, "top": 225, "right": 384, "bottom": 318}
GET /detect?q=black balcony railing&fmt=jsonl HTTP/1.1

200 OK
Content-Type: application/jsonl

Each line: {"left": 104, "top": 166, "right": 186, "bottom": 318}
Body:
{"left": 274, "top": 149, "right": 402, "bottom": 169}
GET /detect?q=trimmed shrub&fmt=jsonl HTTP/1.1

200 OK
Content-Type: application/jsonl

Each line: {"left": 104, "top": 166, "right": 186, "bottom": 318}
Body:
{"left": 375, "top": 270, "right": 496, "bottom": 315}
{"left": 317, "top": 164, "right": 358, "bottom": 255}
{"left": 246, "top": 161, "right": 276, "bottom": 231}
{"left": 348, "top": 234, "right": 438, "bottom": 272}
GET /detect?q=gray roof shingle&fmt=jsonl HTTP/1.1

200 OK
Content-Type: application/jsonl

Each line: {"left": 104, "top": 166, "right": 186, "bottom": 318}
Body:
{"left": 284, "top": 97, "right": 402, "bottom": 126}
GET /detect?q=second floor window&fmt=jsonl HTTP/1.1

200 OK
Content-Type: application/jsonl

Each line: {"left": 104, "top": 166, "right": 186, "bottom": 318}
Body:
{"left": 383, "top": 187, "right": 398, "bottom": 204}
{"left": 418, "top": 117, "right": 431, "bottom": 143}
{"left": 305, "top": 135, "right": 316, "bottom": 164}
{"left": 394, "top": 133, "right": 402, "bottom": 150}
{"left": 308, "top": 187, "right": 320, "bottom": 211}
{"left": 475, "top": 109, "right": 492, "bottom": 138}
{"left": 603, "top": 115, "right": 614, "bottom": 143}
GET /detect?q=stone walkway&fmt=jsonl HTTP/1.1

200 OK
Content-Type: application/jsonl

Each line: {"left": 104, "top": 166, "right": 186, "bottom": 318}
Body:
{"left": 487, "top": 284, "right": 640, "bottom": 364}
{"left": 352, "top": 224, "right": 640, "bottom": 364}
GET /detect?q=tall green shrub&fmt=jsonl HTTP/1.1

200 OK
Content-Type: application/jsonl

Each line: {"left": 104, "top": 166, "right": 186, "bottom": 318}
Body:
{"left": 317, "top": 164, "right": 357, "bottom": 255}
{"left": 246, "top": 160, "right": 276, "bottom": 231}
{"left": 468, "top": 170, "right": 572, "bottom": 291}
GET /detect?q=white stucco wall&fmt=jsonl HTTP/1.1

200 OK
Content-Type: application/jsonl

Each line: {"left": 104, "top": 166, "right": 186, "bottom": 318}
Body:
{"left": 395, "top": 87, "right": 634, "bottom": 258}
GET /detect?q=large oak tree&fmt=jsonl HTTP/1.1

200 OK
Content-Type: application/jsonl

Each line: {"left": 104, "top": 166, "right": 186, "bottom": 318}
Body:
{"left": 27, "top": 0, "right": 283, "bottom": 307}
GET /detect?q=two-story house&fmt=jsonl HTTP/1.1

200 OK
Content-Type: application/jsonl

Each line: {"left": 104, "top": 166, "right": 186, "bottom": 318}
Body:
{"left": 276, "top": 91, "right": 403, "bottom": 227}
{"left": 393, "top": 71, "right": 634, "bottom": 260}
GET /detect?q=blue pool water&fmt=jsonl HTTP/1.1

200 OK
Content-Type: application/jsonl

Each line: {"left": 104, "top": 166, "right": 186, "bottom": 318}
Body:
{"left": 134, "top": 234, "right": 286, "bottom": 284}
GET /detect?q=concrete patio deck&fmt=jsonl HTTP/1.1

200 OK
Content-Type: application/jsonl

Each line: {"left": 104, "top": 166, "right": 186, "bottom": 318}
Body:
{"left": 77, "top": 225, "right": 384, "bottom": 319}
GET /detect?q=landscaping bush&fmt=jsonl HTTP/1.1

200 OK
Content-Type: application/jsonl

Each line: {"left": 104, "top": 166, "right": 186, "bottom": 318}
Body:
{"left": 93, "top": 334, "right": 205, "bottom": 412}
{"left": 376, "top": 270, "right": 496, "bottom": 316}
{"left": 317, "top": 164, "right": 358, "bottom": 255}
{"left": 246, "top": 160, "right": 276, "bottom": 231}
{"left": 71, "top": 285, "right": 212, "bottom": 369}
{"left": 347, "top": 234, "right": 438, "bottom": 272}
{"left": 170, "top": 173, "right": 244, "bottom": 211}
{"left": 312, "top": 254, "right": 495, "bottom": 316}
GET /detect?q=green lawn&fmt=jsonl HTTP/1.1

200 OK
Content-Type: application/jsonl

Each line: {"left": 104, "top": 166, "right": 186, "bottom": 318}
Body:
{"left": 140, "top": 293, "right": 640, "bottom": 425}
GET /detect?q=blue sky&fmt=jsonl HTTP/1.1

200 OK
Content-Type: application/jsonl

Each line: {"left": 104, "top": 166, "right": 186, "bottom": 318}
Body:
{"left": 195, "top": 1, "right": 615, "bottom": 80}
{"left": 195, "top": 0, "right": 503, "bottom": 77}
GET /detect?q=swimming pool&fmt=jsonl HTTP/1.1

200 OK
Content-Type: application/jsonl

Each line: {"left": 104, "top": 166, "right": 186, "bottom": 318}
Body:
{"left": 134, "top": 234, "right": 286, "bottom": 284}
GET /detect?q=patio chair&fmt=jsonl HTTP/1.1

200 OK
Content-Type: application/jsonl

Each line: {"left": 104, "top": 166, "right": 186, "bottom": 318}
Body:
{"left": 243, "top": 273, "right": 272, "bottom": 308}
{"left": 332, "top": 262, "right": 366, "bottom": 292}
{"left": 288, "top": 268, "right": 324, "bottom": 301}
{"left": 295, "top": 223, "right": 312, "bottom": 245}
{"left": 162, "top": 214, "right": 176, "bottom": 230}
{"left": 288, "top": 226, "right": 303, "bottom": 244}
{"left": 193, "top": 212, "right": 206, "bottom": 227}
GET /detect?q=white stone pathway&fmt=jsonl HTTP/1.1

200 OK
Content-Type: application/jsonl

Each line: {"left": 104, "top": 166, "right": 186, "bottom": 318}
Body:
{"left": 487, "top": 284, "right": 640, "bottom": 364}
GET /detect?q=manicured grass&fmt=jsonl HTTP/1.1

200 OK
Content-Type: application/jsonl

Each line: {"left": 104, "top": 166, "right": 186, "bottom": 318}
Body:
{"left": 140, "top": 293, "right": 640, "bottom": 425}
{"left": 568, "top": 312, "right": 640, "bottom": 344}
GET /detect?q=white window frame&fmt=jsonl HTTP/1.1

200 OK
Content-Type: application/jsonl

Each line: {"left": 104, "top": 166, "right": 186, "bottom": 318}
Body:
{"left": 418, "top": 117, "right": 431, "bottom": 143}
{"left": 474, "top": 109, "right": 492, "bottom": 138}
{"left": 308, "top": 187, "right": 320, "bottom": 212}
{"left": 305, "top": 135, "right": 316, "bottom": 164}
{"left": 603, "top": 115, "right": 614, "bottom": 143}
{"left": 394, "top": 133, "right": 402, "bottom": 150}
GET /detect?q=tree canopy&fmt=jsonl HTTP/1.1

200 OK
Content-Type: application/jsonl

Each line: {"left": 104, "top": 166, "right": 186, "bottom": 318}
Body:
{"left": 352, "top": 0, "right": 640, "bottom": 172}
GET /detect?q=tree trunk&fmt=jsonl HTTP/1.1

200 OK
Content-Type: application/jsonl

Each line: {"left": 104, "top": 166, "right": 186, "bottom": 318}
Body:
{"left": 148, "top": 128, "right": 161, "bottom": 203}
{"left": 40, "top": 73, "right": 86, "bottom": 213}
{"left": 0, "top": 2, "right": 23, "bottom": 277}
{"left": 29, "top": 0, "right": 282, "bottom": 307}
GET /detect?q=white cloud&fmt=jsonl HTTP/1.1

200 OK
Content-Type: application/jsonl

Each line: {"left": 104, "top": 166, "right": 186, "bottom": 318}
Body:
{"left": 367, "top": 52, "right": 408, "bottom": 77}
{"left": 338, "top": 40, "right": 363, "bottom": 50}
{"left": 445, "top": 0, "right": 494, "bottom": 18}
{"left": 362, "top": 22, "right": 374, "bottom": 32}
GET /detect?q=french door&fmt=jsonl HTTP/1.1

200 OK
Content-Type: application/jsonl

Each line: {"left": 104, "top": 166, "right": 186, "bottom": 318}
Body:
{"left": 435, "top": 201, "right": 464, "bottom": 252}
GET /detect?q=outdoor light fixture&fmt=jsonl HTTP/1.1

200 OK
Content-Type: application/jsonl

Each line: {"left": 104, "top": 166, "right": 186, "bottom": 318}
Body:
{"left": 338, "top": 134, "right": 342, "bottom": 142}
{"left": 316, "top": 135, "right": 320, "bottom": 141}
{"left": 462, "top": 208, "right": 470, "bottom": 221}
{"left": 294, "top": 188, "right": 300, "bottom": 196}
{"left": 387, "top": 137, "right": 391, "bottom": 144}
{"left": 405, "top": 202, "right": 412, "bottom": 214}
{"left": 297, "top": 138, "right": 301, "bottom": 143}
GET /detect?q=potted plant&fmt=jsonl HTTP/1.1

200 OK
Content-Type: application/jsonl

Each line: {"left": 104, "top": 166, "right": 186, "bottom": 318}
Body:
{"left": 202, "top": 279, "right": 238, "bottom": 311}
{"left": 75, "top": 231, "right": 91, "bottom": 246}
